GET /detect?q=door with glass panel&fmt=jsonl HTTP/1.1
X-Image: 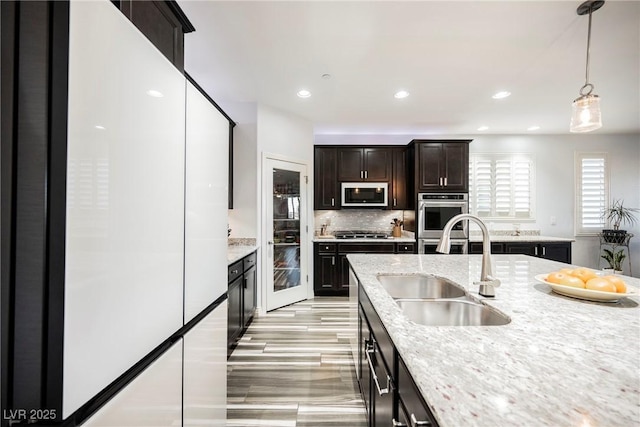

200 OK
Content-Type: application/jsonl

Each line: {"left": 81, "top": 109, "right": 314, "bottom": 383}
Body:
{"left": 265, "top": 159, "right": 308, "bottom": 311}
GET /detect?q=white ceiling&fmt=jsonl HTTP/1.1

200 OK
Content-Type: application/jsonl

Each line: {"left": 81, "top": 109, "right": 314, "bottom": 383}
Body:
{"left": 178, "top": 0, "right": 640, "bottom": 136}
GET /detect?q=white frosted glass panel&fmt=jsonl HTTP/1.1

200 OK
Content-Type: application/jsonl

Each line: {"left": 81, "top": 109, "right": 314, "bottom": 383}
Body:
{"left": 64, "top": 0, "right": 185, "bottom": 417}
{"left": 185, "top": 82, "right": 229, "bottom": 321}
{"left": 183, "top": 301, "right": 228, "bottom": 426}
{"left": 83, "top": 342, "right": 183, "bottom": 427}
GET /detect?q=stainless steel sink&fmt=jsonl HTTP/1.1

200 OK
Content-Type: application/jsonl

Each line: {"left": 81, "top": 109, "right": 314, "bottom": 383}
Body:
{"left": 395, "top": 299, "right": 511, "bottom": 326}
{"left": 377, "top": 274, "right": 466, "bottom": 299}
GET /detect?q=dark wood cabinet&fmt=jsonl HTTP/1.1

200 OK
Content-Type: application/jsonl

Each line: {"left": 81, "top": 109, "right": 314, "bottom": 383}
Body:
{"left": 337, "top": 147, "right": 392, "bottom": 182}
{"left": 116, "top": 0, "right": 195, "bottom": 72}
{"left": 314, "top": 242, "right": 414, "bottom": 296}
{"left": 469, "top": 241, "right": 572, "bottom": 263}
{"left": 228, "top": 251, "right": 258, "bottom": 355}
{"left": 410, "top": 140, "right": 470, "bottom": 193}
{"left": 314, "top": 147, "right": 339, "bottom": 209}
{"left": 397, "top": 357, "right": 437, "bottom": 427}
{"left": 391, "top": 148, "right": 408, "bottom": 209}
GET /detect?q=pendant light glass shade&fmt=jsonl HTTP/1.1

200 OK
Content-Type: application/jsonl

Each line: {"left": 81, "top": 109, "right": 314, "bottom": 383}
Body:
{"left": 570, "top": 93, "right": 602, "bottom": 132}
{"left": 570, "top": 0, "right": 605, "bottom": 133}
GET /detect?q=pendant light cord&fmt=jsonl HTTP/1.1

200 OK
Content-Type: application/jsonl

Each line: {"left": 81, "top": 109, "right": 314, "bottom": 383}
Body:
{"left": 582, "top": 7, "right": 594, "bottom": 95}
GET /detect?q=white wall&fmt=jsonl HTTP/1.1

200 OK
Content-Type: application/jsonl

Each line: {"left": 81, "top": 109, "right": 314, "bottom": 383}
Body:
{"left": 224, "top": 102, "right": 258, "bottom": 238}
{"left": 315, "top": 133, "right": 640, "bottom": 276}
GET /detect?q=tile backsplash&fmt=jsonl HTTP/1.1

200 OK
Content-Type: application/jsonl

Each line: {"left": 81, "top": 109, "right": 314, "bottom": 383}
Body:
{"left": 314, "top": 210, "right": 407, "bottom": 235}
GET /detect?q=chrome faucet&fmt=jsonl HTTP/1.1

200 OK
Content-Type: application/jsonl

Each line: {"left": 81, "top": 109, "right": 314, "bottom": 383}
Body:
{"left": 436, "top": 214, "right": 501, "bottom": 297}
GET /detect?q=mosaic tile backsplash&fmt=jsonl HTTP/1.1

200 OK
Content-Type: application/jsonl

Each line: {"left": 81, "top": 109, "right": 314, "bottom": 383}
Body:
{"left": 314, "top": 210, "right": 407, "bottom": 235}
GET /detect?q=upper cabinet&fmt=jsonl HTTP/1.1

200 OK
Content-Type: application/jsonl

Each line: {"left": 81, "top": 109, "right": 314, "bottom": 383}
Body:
{"left": 411, "top": 140, "right": 470, "bottom": 193}
{"left": 391, "top": 147, "right": 407, "bottom": 209}
{"left": 337, "top": 147, "right": 392, "bottom": 182}
{"left": 314, "top": 147, "right": 339, "bottom": 209}
{"left": 116, "top": 0, "right": 195, "bottom": 72}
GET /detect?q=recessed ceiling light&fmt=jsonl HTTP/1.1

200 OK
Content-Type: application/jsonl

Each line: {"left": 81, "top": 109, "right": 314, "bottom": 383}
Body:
{"left": 321, "top": 74, "right": 331, "bottom": 80}
{"left": 394, "top": 90, "right": 410, "bottom": 99}
{"left": 527, "top": 125, "right": 540, "bottom": 131}
{"left": 492, "top": 91, "right": 511, "bottom": 99}
{"left": 477, "top": 126, "right": 489, "bottom": 131}
{"left": 297, "top": 89, "right": 311, "bottom": 98}
{"left": 146, "top": 89, "right": 164, "bottom": 98}
{"left": 95, "top": 125, "right": 105, "bottom": 130}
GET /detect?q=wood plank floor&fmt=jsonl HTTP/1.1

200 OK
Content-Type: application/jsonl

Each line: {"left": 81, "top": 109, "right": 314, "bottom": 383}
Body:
{"left": 226, "top": 297, "right": 367, "bottom": 427}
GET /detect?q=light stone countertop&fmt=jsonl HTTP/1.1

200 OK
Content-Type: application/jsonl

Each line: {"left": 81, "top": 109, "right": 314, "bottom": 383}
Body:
{"left": 312, "top": 236, "right": 416, "bottom": 243}
{"left": 347, "top": 253, "right": 640, "bottom": 427}
{"left": 227, "top": 245, "right": 259, "bottom": 265}
{"left": 469, "top": 234, "right": 575, "bottom": 243}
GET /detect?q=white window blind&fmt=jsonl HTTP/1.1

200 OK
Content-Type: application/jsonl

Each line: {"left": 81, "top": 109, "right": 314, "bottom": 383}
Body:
{"left": 575, "top": 152, "right": 608, "bottom": 236}
{"left": 469, "top": 154, "right": 535, "bottom": 220}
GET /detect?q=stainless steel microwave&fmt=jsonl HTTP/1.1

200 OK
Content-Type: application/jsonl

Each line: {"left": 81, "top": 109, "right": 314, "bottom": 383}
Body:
{"left": 341, "top": 182, "right": 388, "bottom": 207}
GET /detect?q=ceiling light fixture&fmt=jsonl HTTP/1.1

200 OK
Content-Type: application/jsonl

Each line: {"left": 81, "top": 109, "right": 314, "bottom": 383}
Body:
{"left": 297, "top": 89, "right": 311, "bottom": 98}
{"left": 146, "top": 89, "right": 164, "bottom": 98}
{"left": 570, "top": 0, "right": 604, "bottom": 133}
{"left": 394, "top": 90, "right": 410, "bottom": 99}
{"left": 492, "top": 91, "right": 511, "bottom": 99}
{"left": 477, "top": 126, "right": 489, "bottom": 131}
{"left": 527, "top": 125, "right": 540, "bottom": 131}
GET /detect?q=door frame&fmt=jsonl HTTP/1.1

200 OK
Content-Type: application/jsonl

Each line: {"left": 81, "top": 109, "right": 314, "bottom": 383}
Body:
{"left": 260, "top": 152, "right": 311, "bottom": 314}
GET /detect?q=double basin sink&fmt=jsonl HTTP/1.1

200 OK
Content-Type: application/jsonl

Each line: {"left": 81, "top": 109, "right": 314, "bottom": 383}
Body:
{"left": 377, "top": 275, "right": 510, "bottom": 326}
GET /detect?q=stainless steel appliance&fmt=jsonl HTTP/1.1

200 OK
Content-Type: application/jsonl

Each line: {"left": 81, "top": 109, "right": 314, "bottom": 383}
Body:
{"left": 334, "top": 230, "right": 389, "bottom": 239}
{"left": 419, "top": 239, "right": 468, "bottom": 255}
{"left": 341, "top": 182, "right": 388, "bottom": 207}
{"left": 417, "top": 193, "right": 469, "bottom": 254}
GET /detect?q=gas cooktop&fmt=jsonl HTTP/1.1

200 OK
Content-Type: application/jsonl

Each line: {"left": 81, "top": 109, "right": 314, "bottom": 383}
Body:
{"left": 334, "top": 230, "right": 390, "bottom": 239}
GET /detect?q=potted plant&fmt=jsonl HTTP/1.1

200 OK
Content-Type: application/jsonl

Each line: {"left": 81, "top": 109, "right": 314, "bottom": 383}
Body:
{"left": 601, "top": 248, "right": 626, "bottom": 274}
{"left": 601, "top": 199, "right": 638, "bottom": 243}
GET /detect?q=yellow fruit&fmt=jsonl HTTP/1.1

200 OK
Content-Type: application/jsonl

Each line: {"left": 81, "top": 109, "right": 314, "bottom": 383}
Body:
{"left": 547, "top": 272, "right": 585, "bottom": 288}
{"left": 570, "top": 267, "right": 598, "bottom": 283}
{"left": 602, "top": 275, "right": 627, "bottom": 293}
{"left": 559, "top": 268, "right": 574, "bottom": 275}
{"left": 585, "top": 277, "right": 617, "bottom": 293}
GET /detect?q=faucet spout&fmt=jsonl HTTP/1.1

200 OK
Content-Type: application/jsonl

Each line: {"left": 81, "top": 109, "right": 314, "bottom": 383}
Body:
{"left": 436, "top": 214, "right": 500, "bottom": 297}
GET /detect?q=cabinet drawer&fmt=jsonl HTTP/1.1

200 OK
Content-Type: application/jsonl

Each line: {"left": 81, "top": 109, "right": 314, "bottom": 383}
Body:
{"left": 317, "top": 243, "right": 337, "bottom": 253}
{"left": 228, "top": 260, "right": 243, "bottom": 283}
{"left": 243, "top": 252, "right": 257, "bottom": 271}
{"left": 398, "top": 357, "right": 438, "bottom": 427}
{"left": 396, "top": 243, "right": 415, "bottom": 253}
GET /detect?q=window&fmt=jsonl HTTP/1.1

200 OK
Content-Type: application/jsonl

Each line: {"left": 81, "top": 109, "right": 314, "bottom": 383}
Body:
{"left": 575, "top": 152, "right": 609, "bottom": 236}
{"left": 469, "top": 154, "right": 535, "bottom": 220}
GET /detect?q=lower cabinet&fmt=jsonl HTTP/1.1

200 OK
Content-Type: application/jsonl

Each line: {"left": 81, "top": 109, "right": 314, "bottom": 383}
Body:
{"left": 228, "top": 251, "right": 257, "bottom": 354}
{"left": 468, "top": 241, "right": 572, "bottom": 263}
{"left": 314, "top": 242, "right": 416, "bottom": 296}
{"left": 358, "top": 286, "right": 438, "bottom": 427}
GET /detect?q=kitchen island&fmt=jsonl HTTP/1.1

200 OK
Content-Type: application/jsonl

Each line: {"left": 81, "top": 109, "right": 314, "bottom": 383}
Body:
{"left": 348, "top": 253, "right": 640, "bottom": 427}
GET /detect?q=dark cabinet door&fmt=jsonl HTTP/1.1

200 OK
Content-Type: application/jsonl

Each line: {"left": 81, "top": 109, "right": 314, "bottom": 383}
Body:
{"left": 358, "top": 307, "right": 372, "bottom": 416}
{"left": 227, "top": 276, "right": 243, "bottom": 351}
{"left": 370, "top": 339, "right": 394, "bottom": 427}
{"left": 469, "top": 242, "right": 505, "bottom": 254}
{"left": 314, "top": 253, "right": 337, "bottom": 292}
{"left": 398, "top": 357, "right": 438, "bottom": 427}
{"left": 540, "top": 242, "right": 572, "bottom": 263}
{"left": 442, "top": 143, "right": 469, "bottom": 191}
{"left": 338, "top": 254, "right": 351, "bottom": 290}
{"left": 417, "top": 143, "right": 443, "bottom": 191}
{"left": 391, "top": 148, "right": 407, "bottom": 209}
{"left": 314, "top": 147, "right": 338, "bottom": 209}
{"left": 243, "top": 265, "right": 256, "bottom": 327}
{"left": 504, "top": 242, "right": 537, "bottom": 256}
{"left": 338, "top": 147, "right": 364, "bottom": 181}
{"left": 363, "top": 148, "right": 392, "bottom": 181}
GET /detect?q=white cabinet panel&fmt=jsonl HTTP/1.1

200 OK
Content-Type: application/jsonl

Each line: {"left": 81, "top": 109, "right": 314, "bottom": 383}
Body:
{"left": 83, "top": 342, "right": 183, "bottom": 427}
{"left": 183, "top": 301, "right": 228, "bottom": 426}
{"left": 184, "top": 82, "right": 229, "bottom": 321}
{"left": 64, "top": 0, "right": 185, "bottom": 417}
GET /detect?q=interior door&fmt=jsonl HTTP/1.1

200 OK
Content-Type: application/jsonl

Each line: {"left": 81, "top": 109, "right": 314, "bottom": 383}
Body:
{"left": 265, "top": 159, "right": 308, "bottom": 311}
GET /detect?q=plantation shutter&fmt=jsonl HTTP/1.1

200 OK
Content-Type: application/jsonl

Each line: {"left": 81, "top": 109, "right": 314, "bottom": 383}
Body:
{"left": 576, "top": 153, "right": 608, "bottom": 235}
{"left": 469, "top": 154, "right": 535, "bottom": 220}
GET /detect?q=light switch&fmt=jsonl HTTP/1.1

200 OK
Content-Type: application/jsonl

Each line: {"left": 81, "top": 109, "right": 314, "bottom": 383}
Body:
{"left": 550, "top": 216, "right": 556, "bottom": 225}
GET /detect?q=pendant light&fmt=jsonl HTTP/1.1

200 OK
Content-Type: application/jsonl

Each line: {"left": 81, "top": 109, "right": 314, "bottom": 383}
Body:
{"left": 570, "top": 0, "right": 605, "bottom": 133}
